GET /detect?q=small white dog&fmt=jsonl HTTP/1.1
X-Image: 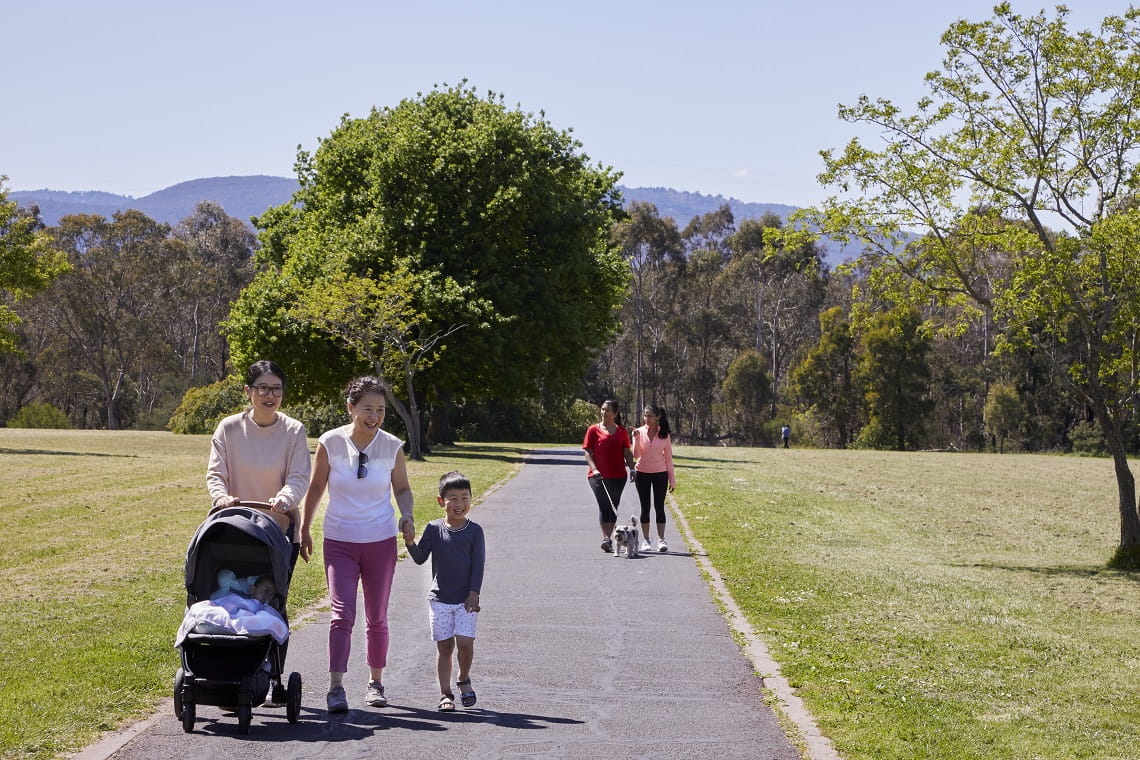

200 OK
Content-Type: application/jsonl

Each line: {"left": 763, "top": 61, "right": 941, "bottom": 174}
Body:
{"left": 613, "top": 516, "right": 640, "bottom": 559}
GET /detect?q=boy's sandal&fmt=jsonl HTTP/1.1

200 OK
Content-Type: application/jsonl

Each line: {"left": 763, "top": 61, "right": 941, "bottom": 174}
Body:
{"left": 457, "top": 678, "right": 477, "bottom": 707}
{"left": 438, "top": 692, "right": 456, "bottom": 712}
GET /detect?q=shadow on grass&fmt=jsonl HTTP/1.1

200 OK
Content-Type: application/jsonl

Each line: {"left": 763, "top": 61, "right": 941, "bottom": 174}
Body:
{"left": 0, "top": 447, "right": 137, "bottom": 458}
{"left": 196, "top": 703, "right": 584, "bottom": 742}
{"left": 967, "top": 562, "right": 1140, "bottom": 581}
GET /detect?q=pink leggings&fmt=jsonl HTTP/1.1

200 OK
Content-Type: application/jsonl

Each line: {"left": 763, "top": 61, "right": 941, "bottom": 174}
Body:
{"left": 324, "top": 536, "right": 397, "bottom": 673}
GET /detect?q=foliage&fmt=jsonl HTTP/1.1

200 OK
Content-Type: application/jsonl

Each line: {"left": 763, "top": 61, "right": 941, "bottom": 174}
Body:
{"left": 1069, "top": 420, "right": 1107, "bottom": 457}
{"left": 854, "top": 307, "right": 934, "bottom": 451}
{"left": 789, "top": 306, "right": 859, "bottom": 448}
{"left": 984, "top": 382, "right": 1025, "bottom": 453}
{"left": 282, "top": 397, "right": 345, "bottom": 438}
{"left": 229, "top": 83, "right": 629, "bottom": 437}
{"left": 167, "top": 377, "right": 245, "bottom": 434}
{"left": 12, "top": 204, "right": 255, "bottom": 431}
{"left": 452, "top": 396, "right": 597, "bottom": 444}
{"left": 596, "top": 201, "right": 827, "bottom": 443}
{"left": 7, "top": 401, "right": 70, "bottom": 429}
{"left": 287, "top": 265, "right": 476, "bottom": 459}
{"left": 720, "top": 349, "right": 772, "bottom": 445}
{"left": 811, "top": 4, "right": 1140, "bottom": 548}
{"left": 0, "top": 178, "right": 68, "bottom": 354}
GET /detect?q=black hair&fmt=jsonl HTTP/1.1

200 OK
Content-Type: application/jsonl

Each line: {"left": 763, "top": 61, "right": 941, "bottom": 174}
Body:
{"left": 246, "top": 359, "right": 286, "bottom": 388}
{"left": 439, "top": 470, "right": 471, "bottom": 497}
{"left": 345, "top": 376, "right": 387, "bottom": 406}
{"left": 602, "top": 399, "right": 625, "bottom": 428}
{"left": 645, "top": 404, "right": 671, "bottom": 439}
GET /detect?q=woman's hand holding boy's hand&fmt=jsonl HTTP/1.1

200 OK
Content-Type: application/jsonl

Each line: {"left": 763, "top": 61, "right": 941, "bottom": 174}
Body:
{"left": 398, "top": 515, "right": 415, "bottom": 543}
{"left": 464, "top": 591, "right": 481, "bottom": 613}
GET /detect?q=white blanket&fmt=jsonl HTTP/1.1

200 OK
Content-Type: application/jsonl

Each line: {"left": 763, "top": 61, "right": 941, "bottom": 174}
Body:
{"left": 175, "top": 593, "right": 289, "bottom": 646}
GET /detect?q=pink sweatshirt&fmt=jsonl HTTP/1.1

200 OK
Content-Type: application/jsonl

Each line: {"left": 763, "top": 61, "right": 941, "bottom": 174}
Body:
{"left": 206, "top": 410, "right": 312, "bottom": 530}
{"left": 631, "top": 425, "right": 676, "bottom": 489}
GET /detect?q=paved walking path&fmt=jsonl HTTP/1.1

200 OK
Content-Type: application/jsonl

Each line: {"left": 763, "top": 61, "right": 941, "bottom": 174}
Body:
{"left": 88, "top": 448, "right": 802, "bottom": 759}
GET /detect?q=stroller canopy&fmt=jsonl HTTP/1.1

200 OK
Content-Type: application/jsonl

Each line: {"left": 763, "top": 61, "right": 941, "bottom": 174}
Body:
{"left": 184, "top": 506, "right": 293, "bottom": 605}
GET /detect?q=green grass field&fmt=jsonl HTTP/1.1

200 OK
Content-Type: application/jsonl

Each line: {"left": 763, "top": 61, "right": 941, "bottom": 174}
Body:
{"left": 672, "top": 446, "right": 1140, "bottom": 760}
{"left": 3, "top": 432, "right": 1140, "bottom": 759}
{"left": 0, "top": 429, "right": 525, "bottom": 759}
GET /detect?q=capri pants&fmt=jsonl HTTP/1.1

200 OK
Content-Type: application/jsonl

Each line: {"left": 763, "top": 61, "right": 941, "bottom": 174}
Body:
{"left": 635, "top": 470, "right": 669, "bottom": 525}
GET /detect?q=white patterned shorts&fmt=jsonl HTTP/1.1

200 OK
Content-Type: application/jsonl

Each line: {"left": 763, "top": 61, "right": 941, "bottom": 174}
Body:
{"left": 429, "top": 599, "right": 478, "bottom": 641}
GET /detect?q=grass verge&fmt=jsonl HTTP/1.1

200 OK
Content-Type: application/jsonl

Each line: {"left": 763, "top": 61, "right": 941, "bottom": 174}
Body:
{"left": 672, "top": 446, "right": 1140, "bottom": 760}
{"left": 0, "top": 429, "right": 526, "bottom": 759}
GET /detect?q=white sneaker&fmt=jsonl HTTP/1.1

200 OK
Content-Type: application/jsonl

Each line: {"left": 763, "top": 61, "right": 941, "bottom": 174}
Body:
{"left": 640, "top": 539, "right": 652, "bottom": 553}
{"left": 657, "top": 538, "right": 668, "bottom": 552}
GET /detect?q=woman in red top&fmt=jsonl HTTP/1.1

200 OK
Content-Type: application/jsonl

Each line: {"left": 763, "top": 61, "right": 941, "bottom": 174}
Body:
{"left": 582, "top": 399, "right": 635, "bottom": 553}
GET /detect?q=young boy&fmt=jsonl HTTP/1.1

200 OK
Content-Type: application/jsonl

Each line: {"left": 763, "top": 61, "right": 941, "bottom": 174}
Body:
{"left": 403, "top": 471, "right": 485, "bottom": 711}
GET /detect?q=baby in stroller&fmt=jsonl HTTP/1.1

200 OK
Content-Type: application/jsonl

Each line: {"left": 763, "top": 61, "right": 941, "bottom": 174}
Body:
{"left": 174, "top": 504, "right": 302, "bottom": 734}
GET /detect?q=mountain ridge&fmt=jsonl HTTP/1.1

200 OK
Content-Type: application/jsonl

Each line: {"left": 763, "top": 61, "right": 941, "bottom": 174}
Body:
{"left": 11, "top": 176, "right": 843, "bottom": 263}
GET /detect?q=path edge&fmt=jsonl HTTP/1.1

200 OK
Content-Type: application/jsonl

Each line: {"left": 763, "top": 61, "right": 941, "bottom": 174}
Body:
{"left": 669, "top": 495, "right": 844, "bottom": 760}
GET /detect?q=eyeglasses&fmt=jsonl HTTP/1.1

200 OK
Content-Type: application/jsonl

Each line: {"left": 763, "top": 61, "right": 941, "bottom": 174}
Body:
{"left": 357, "top": 451, "right": 368, "bottom": 479}
{"left": 252, "top": 384, "right": 284, "bottom": 397}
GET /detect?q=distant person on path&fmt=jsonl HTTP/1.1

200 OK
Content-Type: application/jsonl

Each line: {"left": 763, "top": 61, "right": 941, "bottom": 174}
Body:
{"left": 781, "top": 424, "right": 791, "bottom": 448}
{"left": 582, "top": 399, "right": 635, "bottom": 553}
{"left": 206, "top": 359, "right": 311, "bottom": 563}
{"left": 299, "top": 376, "right": 415, "bottom": 714}
{"left": 631, "top": 404, "right": 676, "bottom": 553}
{"left": 404, "top": 470, "right": 486, "bottom": 712}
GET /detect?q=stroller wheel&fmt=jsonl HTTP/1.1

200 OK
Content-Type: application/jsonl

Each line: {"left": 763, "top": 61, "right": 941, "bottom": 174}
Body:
{"left": 181, "top": 700, "right": 196, "bottom": 733}
{"left": 237, "top": 703, "right": 252, "bottom": 734}
{"left": 286, "top": 672, "right": 302, "bottom": 724}
{"left": 173, "top": 668, "right": 186, "bottom": 719}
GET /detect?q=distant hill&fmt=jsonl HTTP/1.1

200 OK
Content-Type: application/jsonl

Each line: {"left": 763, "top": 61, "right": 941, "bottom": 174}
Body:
{"left": 618, "top": 186, "right": 796, "bottom": 228}
{"left": 11, "top": 176, "right": 848, "bottom": 264}
{"left": 11, "top": 176, "right": 299, "bottom": 227}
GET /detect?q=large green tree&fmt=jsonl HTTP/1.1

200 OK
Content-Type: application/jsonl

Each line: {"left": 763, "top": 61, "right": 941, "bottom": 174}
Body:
{"left": 40, "top": 211, "right": 180, "bottom": 428}
{"left": 812, "top": 4, "right": 1140, "bottom": 564}
{"left": 227, "top": 83, "right": 628, "bottom": 447}
{"left": 0, "top": 178, "right": 67, "bottom": 353}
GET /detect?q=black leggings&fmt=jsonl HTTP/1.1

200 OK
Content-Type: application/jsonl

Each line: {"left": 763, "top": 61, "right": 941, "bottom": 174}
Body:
{"left": 589, "top": 476, "right": 626, "bottom": 524}
{"left": 635, "top": 471, "right": 669, "bottom": 525}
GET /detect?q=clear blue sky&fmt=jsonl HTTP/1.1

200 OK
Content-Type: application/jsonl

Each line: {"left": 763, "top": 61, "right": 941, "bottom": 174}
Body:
{"left": 1, "top": 1, "right": 1130, "bottom": 207}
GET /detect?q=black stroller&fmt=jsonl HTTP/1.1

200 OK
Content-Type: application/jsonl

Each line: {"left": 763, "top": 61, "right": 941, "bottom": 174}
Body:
{"left": 174, "top": 502, "right": 302, "bottom": 733}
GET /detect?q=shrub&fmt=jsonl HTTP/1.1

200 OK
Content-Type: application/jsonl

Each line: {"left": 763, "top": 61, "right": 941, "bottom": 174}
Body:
{"left": 8, "top": 402, "right": 71, "bottom": 429}
{"left": 284, "top": 398, "right": 345, "bottom": 438}
{"left": 168, "top": 378, "right": 245, "bottom": 434}
{"left": 1069, "top": 420, "right": 1107, "bottom": 457}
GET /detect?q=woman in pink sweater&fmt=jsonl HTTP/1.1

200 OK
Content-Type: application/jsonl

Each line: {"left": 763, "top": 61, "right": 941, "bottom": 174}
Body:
{"left": 630, "top": 405, "right": 676, "bottom": 553}
{"left": 206, "top": 360, "right": 312, "bottom": 551}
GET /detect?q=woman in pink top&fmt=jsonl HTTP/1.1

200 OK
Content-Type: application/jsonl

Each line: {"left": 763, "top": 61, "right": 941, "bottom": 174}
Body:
{"left": 206, "top": 359, "right": 312, "bottom": 554}
{"left": 630, "top": 404, "right": 676, "bottom": 553}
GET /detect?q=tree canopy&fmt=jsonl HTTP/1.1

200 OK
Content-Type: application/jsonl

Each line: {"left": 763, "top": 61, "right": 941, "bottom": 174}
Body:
{"left": 810, "top": 3, "right": 1140, "bottom": 564}
{"left": 0, "top": 178, "right": 67, "bottom": 353}
{"left": 227, "top": 83, "right": 629, "bottom": 450}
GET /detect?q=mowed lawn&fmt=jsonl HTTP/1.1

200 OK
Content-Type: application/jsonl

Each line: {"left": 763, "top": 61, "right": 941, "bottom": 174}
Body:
{"left": 0, "top": 429, "right": 526, "bottom": 759}
{"left": 672, "top": 446, "right": 1140, "bottom": 760}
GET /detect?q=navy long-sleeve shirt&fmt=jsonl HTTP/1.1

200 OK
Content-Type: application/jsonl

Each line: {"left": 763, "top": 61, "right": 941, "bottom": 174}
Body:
{"left": 406, "top": 518, "right": 485, "bottom": 604}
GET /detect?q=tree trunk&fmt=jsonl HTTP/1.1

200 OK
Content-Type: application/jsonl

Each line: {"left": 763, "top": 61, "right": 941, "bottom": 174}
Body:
{"left": 1090, "top": 394, "right": 1140, "bottom": 553}
{"left": 428, "top": 387, "right": 455, "bottom": 445}
{"left": 403, "top": 365, "right": 424, "bottom": 461}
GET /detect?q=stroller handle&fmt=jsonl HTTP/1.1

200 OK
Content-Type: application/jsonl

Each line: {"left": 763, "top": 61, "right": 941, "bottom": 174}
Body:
{"left": 210, "top": 500, "right": 297, "bottom": 536}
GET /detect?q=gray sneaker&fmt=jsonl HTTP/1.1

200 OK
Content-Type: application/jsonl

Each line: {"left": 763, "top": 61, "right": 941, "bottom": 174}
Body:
{"left": 365, "top": 680, "right": 387, "bottom": 707}
{"left": 657, "top": 538, "right": 669, "bottom": 553}
{"left": 326, "top": 685, "right": 348, "bottom": 713}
